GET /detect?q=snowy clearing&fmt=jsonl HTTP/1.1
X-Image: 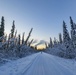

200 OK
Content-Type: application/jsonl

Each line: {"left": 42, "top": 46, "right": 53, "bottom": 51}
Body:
{"left": 0, "top": 52, "right": 76, "bottom": 75}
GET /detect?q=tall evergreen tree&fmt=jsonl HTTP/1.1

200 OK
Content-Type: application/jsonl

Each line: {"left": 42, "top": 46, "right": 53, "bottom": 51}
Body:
{"left": 59, "top": 33, "right": 62, "bottom": 44}
{"left": 11, "top": 20, "right": 15, "bottom": 38}
{"left": 63, "top": 21, "right": 74, "bottom": 58}
{"left": 63, "top": 21, "right": 70, "bottom": 43}
{"left": 70, "top": 17, "right": 76, "bottom": 48}
{"left": 0, "top": 16, "right": 5, "bottom": 37}
{"left": 25, "top": 28, "right": 33, "bottom": 45}
{"left": 70, "top": 16, "right": 75, "bottom": 39}
{"left": 70, "top": 16, "right": 74, "bottom": 30}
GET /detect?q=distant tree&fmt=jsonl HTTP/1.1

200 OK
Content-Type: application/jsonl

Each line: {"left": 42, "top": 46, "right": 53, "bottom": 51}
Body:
{"left": 59, "top": 33, "right": 62, "bottom": 44}
{"left": 11, "top": 20, "right": 15, "bottom": 38}
{"left": 53, "top": 37, "right": 58, "bottom": 47}
{"left": 45, "top": 42, "right": 48, "bottom": 48}
{"left": 35, "top": 46, "right": 37, "bottom": 50}
{"left": 25, "top": 28, "right": 33, "bottom": 45}
{"left": 22, "top": 32, "right": 25, "bottom": 44}
{"left": 18, "top": 34, "right": 21, "bottom": 45}
{"left": 49, "top": 37, "right": 53, "bottom": 48}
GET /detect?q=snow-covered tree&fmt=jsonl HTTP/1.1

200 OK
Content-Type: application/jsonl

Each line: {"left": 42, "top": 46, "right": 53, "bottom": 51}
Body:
{"left": 49, "top": 37, "right": 53, "bottom": 48}
{"left": 0, "top": 16, "right": 5, "bottom": 42}
{"left": 25, "top": 28, "right": 33, "bottom": 45}
{"left": 63, "top": 21, "right": 70, "bottom": 43}
{"left": 63, "top": 21, "right": 74, "bottom": 58}
{"left": 53, "top": 37, "right": 58, "bottom": 47}
{"left": 59, "top": 33, "right": 62, "bottom": 44}
{"left": 11, "top": 21, "right": 15, "bottom": 38}
{"left": 70, "top": 17, "right": 76, "bottom": 48}
{"left": 0, "top": 16, "right": 5, "bottom": 36}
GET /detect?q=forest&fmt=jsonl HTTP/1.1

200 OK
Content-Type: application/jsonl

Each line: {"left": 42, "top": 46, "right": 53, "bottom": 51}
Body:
{"left": 0, "top": 16, "right": 38, "bottom": 64}
{"left": 0, "top": 16, "right": 76, "bottom": 65}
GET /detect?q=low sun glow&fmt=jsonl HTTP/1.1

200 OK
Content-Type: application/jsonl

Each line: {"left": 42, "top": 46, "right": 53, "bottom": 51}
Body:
{"left": 37, "top": 44, "right": 46, "bottom": 50}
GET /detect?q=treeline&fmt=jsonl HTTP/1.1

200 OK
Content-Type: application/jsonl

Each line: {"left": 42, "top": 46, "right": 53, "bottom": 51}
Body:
{"left": 46, "top": 17, "right": 76, "bottom": 59}
{"left": 0, "top": 16, "right": 37, "bottom": 61}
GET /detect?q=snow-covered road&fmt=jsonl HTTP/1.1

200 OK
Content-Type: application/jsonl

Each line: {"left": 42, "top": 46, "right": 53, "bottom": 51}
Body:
{"left": 0, "top": 52, "right": 76, "bottom": 75}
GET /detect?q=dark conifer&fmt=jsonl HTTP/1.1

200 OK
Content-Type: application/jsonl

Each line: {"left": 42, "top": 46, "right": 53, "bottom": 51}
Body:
{"left": 0, "top": 16, "right": 5, "bottom": 37}
{"left": 25, "top": 28, "right": 33, "bottom": 45}
{"left": 11, "top": 20, "right": 15, "bottom": 38}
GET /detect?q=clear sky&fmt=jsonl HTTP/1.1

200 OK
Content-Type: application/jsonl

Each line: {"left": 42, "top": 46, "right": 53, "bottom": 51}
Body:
{"left": 0, "top": 0, "right": 76, "bottom": 43}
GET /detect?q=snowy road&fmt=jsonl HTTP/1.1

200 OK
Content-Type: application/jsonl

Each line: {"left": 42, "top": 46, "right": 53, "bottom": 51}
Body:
{"left": 21, "top": 52, "right": 75, "bottom": 75}
{"left": 0, "top": 52, "right": 76, "bottom": 75}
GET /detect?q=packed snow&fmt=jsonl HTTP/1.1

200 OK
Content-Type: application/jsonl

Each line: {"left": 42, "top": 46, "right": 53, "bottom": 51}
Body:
{"left": 0, "top": 52, "right": 76, "bottom": 75}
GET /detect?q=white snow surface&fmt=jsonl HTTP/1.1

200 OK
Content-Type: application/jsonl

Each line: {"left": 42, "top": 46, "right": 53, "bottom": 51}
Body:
{"left": 0, "top": 52, "right": 76, "bottom": 75}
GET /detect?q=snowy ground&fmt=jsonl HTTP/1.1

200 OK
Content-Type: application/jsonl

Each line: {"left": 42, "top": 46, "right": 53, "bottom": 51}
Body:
{"left": 0, "top": 52, "right": 76, "bottom": 75}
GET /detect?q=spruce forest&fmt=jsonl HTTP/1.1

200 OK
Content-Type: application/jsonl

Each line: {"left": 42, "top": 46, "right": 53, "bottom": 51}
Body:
{"left": 0, "top": 16, "right": 76, "bottom": 65}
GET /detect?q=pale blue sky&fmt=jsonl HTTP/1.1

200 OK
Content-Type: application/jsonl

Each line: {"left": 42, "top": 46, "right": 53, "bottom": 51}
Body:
{"left": 0, "top": 0, "right": 76, "bottom": 42}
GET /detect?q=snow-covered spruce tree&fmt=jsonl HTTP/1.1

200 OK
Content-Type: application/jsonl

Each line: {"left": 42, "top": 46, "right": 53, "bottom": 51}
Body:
{"left": 70, "top": 16, "right": 75, "bottom": 39}
{"left": 0, "top": 16, "right": 5, "bottom": 42}
{"left": 53, "top": 37, "right": 58, "bottom": 47}
{"left": 59, "top": 33, "right": 62, "bottom": 44}
{"left": 70, "top": 17, "right": 76, "bottom": 49}
{"left": 63, "top": 21, "right": 75, "bottom": 58}
{"left": 11, "top": 20, "right": 15, "bottom": 38}
{"left": 25, "top": 28, "right": 33, "bottom": 45}
{"left": 49, "top": 37, "right": 53, "bottom": 48}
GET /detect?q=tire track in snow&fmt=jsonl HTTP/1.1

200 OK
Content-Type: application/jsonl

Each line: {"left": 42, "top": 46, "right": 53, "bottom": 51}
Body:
{"left": 21, "top": 52, "right": 76, "bottom": 75}
{"left": 17, "top": 53, "right": 40, "bottom": 75}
